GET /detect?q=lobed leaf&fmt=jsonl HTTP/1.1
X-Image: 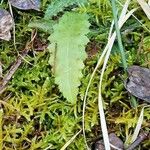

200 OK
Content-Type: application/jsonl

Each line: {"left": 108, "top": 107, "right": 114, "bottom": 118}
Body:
{"left": 44, "top": 0, "right": 87, "bottom": 19}
{"left": 48, "top": 12, "right": 90, "bottom": 103}
{"left": 28, "top": 19, "right": 55, "bottom": 33}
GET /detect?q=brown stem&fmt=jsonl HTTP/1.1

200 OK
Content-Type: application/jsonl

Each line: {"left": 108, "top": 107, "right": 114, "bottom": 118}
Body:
{"left": 126, "top": 132, "right": 149, "bottom": 150}
{"left": 0, "top": 49, "right": 29, "bottom": 94}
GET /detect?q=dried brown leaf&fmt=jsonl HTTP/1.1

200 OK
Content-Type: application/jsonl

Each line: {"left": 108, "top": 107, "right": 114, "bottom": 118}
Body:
{"left": 0, "top": 9, "right": 13, "bottom": 41}
{"left": 9, "top": 0, "right": 41, "bottom": 11}
{"left": 125, "top": 65, "right": 150, "bottom": 103}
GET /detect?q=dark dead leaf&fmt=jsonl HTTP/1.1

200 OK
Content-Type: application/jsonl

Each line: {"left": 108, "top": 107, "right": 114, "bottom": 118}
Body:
{"left": 93, "top": 133, "right": 124, "bottom": 150}
{"left": 94, "top": 140, "right": 105, "bottom": 150}
{"left": 86, "top": 41, "right": 101, "bottom": 58}
{"left": 33, "top": 36, "right": 48, "bottom": 51}
{"left": 109, "top": 133, "right": 124, "bottom": 150}
{"left": 125, "top": 65, "right": 150, "bottom": 103}
{"left": 9, "top": 0, "right": 41, "bottom": 11}
{"left": 0, "top": 9, "right": 13, "bottom": 41}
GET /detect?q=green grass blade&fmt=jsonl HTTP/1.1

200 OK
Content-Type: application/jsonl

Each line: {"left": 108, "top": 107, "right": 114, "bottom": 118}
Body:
{"left": 111, "top": 0, "right": 127, "bottom": 70}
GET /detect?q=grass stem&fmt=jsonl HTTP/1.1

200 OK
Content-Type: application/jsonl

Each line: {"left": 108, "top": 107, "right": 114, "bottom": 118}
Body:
{"left": 111, "top": 0, "right": 128, "bottom": 70}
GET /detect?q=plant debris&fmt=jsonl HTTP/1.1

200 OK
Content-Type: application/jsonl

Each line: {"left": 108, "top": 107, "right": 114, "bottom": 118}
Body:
{"left": 0, "top": 0, "right": 150, "bottom": 149}
{"left": 0, "top": 8, "right": 13, "bottom": 41}
{"left": 125, "top": 65, "right": 150, "bottom": 103}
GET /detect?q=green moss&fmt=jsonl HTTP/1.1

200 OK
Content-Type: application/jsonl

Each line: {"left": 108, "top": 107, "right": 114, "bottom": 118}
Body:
{"left": 0, "top": 0, "right": 150, "bottom": 149}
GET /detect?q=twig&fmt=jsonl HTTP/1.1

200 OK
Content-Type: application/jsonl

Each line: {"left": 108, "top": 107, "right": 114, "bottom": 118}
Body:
{"left": 0, "top": 49, "right": 29, "bottom": 94}
{"left": 126, "top": 132, "right": 149, "bottom": 150}
{"left": 0, "top": 29, "right": 36, "bottom": 95}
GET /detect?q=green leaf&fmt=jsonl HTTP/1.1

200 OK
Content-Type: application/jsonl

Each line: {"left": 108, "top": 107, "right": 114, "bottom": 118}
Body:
{"left": 28, "top": 19, "right": 55, "bottom": 33}
{"left": 44, "top": 0, "right": 87, "bottom": 20}
{"left": 48, "top": 12, "right": 90, "bottom": 103}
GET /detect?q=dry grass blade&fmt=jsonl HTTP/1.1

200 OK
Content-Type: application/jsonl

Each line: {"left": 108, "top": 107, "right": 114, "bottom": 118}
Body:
{"left": 0, "top": 109, "right": 3, "bottom": 150}
{"left": 117, "top": 0, "right": 150, "bottom": 33}
{"left": 131, "top": 106, "right": 150, "bottom": 143}
{"left": 82, "top": 0, "right": 137, "bottom": 149}
{"left": 98, "top": 7, "right": 136, "bottom": 150}
{"left": 60, "top": 130, "right": 81, "bottom": 150}
{"left": 137, "top": 0, "right": 150, "bottom": 20}
{"left": 108, "top": 20, "right": 114, "bottom": 40}
{"left": 120, "top": 0, "right": 131, "bottom": 19}
{"left": 8, "top": 0, "right": 16, "bottom": 49}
